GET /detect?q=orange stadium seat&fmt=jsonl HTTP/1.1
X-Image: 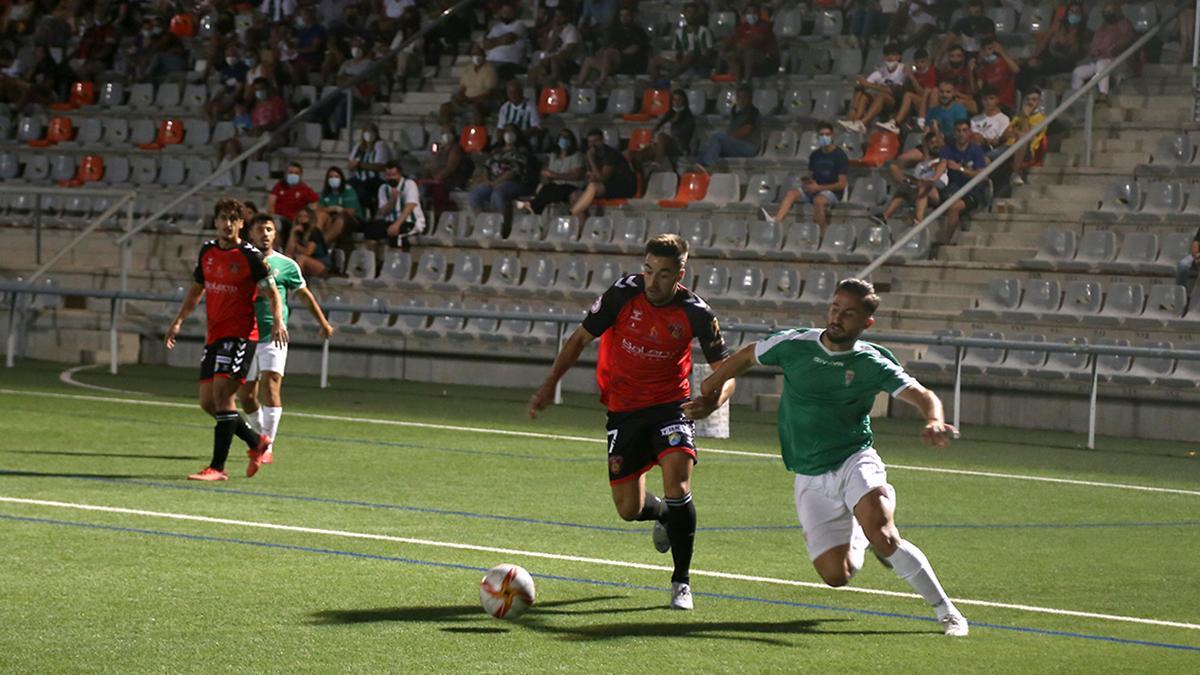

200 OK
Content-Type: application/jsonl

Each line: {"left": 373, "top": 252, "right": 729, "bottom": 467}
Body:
{"left": 460, "top": 125, "right": 488, "bottom": 153}
{"left": 658, "top": 172, "right": 710, "bottom": 208}
{"left": 851, "top": 130, "right": 901, "bottom": 168}
{"left": 169, "top": 14, "right": 196, "bottom": 37}
{"left": 537, "top": 87, "right": 568, "bottom": 116}
{"left": 28, "top": 116, "right": 74, "bottom": 147}
{"left": 138, "top": 119, "right": 186, "bottom": 150}
{"left": 627, "top": 128, "right": 653, "bottom": 153}
{"left": 623, "top": 89, "right": 670, "bottom": 122}
{"left": 50, "top": 82, "right": 96, "bottom": 111}
{"left": 58, "top": 155, "right": 105, "bottom": 187}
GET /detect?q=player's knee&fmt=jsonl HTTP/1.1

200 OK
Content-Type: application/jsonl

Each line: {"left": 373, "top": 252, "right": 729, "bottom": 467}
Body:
{"left": 866, "top": 528, "right": 900, "bottom": 557}
{"left": 818, "top": 567, "right": 851, "bottom": 588}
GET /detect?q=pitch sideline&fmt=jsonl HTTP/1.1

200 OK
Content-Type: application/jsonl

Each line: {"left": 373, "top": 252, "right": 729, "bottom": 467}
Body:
{"left": 0, "top": 494, "right": 1198, "bottom": 633}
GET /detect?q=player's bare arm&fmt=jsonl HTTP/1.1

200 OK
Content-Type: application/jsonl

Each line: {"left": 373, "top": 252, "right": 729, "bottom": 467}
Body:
{"left": 682, "top": 356, "right": 737, "bottom": 420}
{"left": 897, "top": 384, "right": 957, "bottom": 447}
{"left": 528, "top": 325, "right": 597, "bottom": 419}
{"left": 297, "top": 286, "right": 335, "bottom": 339}
{"left": 262, "top": 277, "right": 289, "bottom": 348}
{"left": 696, "top": 342, "right": 759, "bottom": 412}
{"left": 165, "top": 282, "right": 205, "bottom": 350}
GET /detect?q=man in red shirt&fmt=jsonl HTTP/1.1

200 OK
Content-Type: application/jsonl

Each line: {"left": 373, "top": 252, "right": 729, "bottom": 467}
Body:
{"left": 973, "top": 38, "right": 1018, "bottom": 110}
{"left": 268, "top": 162, "right": 319, "bottom": 227}
{"left": 165, "top": 198, "right": 287, "bottom": 481}
{"left": 529, "top": 235, "right": 737, "bottom": 610}
{"left": 717, "top": 3, "right": 778, "bottom": 81}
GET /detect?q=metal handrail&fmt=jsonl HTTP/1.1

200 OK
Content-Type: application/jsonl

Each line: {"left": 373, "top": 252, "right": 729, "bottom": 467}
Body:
{"left": 858, "top": 1, "right": 1190, "bottom": 279}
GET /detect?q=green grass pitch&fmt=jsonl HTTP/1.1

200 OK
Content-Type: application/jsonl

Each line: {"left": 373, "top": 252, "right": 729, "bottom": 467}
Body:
{"left": 0, "top": 360, "right": 1197, "bottom": 671}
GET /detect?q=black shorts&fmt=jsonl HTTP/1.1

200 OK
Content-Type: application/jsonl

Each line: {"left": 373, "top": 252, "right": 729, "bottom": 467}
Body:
{"left": 958, "top": 193, "right": 981, "bottom": 214}
{"left": 199, "top": 337, "right": 257, "bottom": 383}
{"left": 605, "top": 400, "right": 697, "bottom": 485}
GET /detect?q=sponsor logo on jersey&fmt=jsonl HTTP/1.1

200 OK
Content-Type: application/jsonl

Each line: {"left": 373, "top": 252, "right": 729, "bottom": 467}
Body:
{"left": 845, "top": 369, "right": 856, "bottom": 386}
{"left": 667, "top": 432, "right": 682, "bottom": 446}
{"left": 668, "top": 322, "right": 683, "bottom": 340}
{"left": 620, "top": 337, "right": 672, "bottom": 360}
{"left": 609, "top": 455, "right": 623, "bottom": 475}
{"left": 659, "top": 423, "right": 690, "bottom": 437}
{"left": 812, "top": 355, "right": 847, "bottom": 367}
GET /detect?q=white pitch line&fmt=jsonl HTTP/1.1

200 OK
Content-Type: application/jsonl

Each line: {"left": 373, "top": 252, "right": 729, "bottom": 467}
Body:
{"left": 3, "top": 386, "right": 1200, "bottom": 497}
{"left": 2, "top": 494, "right": 1198, "bottom": 632}
{"left": 59, "top": 365, "right": 146, "bottom": 395}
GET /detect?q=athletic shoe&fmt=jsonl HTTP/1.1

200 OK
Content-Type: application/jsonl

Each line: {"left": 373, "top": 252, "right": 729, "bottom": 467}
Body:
{"left": 262, "top": 449, "right": 274, "bottom": 464}
{"left": 868, "top": 214, "right": 888, "bottom": 228}
{"left": 916, "top": 117, "right": 926, "bottom": 130}
{"left": 759, "top": 207, "right": 776, "bottom": 225}
{"left": 246, "top": 434, "right": 270, "bottom": 478}
{"left": 187, "top": 467, "right": 228, "bottom": 481}
{"left": 876, "top": 119, "right": 901, "bottom": 134}
{"left": 941, "top": 612, "right": 970, "bottom": 637}
{"left": 1010, "top": 174, "right": 1025, "bottom": 186}
{"left": 837, "top": 119, "right": 857, "bottom": 131}
{"left": 670, "top": 582, "right": 693, "bottom": 610}
{"left": 652, "top": 521, "right": 671, "bottom": 553}
{"left": 852, "top": 121, "right": 868, "bottom": 134}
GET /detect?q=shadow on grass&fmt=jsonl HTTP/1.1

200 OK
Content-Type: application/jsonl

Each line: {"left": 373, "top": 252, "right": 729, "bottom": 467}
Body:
{"left": 310, "top": 596, "right": 633, "bottom": 626}
{"left": 0, "top": 469, "right": 161, "bottom": 479}
{"left": 4, "top": 449, "right": 198, "bottom": 461}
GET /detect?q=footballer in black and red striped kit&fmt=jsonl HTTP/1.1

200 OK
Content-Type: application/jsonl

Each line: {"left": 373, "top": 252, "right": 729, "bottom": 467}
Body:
{"left": 529, "top": 234, "right": 738, "bottom": 610}
{"left": 165, "top": 199, "right": 288, "bottom": 482}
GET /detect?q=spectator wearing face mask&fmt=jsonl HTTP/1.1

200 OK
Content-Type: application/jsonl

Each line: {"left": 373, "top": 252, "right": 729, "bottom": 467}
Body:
{"left": 877, "top": 48, "right": 938, "bottom": 133}
{"left": 574, "top": 6, "right": 650, "bottom": 89}
{"left": 930, "top": 44, "right": 977, "bottom": 115}
{"left": 328, "top": 37, "right": 374, "bottom": 137}
{"left": 469, "top": 125, "right": 529, "bottom": 224}
{"left": 1071, "top": 2, "right": 1133, "bottom": 102}
{"left": 939, "top": 119, "right": 989, "bottom": 236}
{"left": 648, "top": 1, "right": 715, "bottom": 83}
{"left": 204, "top": 44, "right": 250, "bottom": 124}
{"left": 420, "top": 125, "right": 473, "bottom": 213}
{"left": 998, "top": 88, "right": 1047, "bottom": 186}
{"left": 292, "top": 6, "right": 327, "bottom": 83}
{"left": 347, "top": 123, "right": 394, "bottom": 220}
{"left": 840, "top": 43, "right": 907, "bottom": 134}
{"left": 936, "top": 0, "right": 995, "bottom": 61}
{"left": 1019, "top": 2, "right": 1088, "bottom": 94}
{"left": 763, "top": 121, "right": 848, "bottom": 235}
{"left": 367, "top": 162, "right": 426, "bottom": 252}
{"left": 269, "top": 162, "right": 320, "bottom": 227}
{"left": 633, "top": 89, "right": 696, "bottom": 173}
{"left": 876, "top": 131, "right": 947, "bottom": 226}
{"left": 315, "top": 166, "right": 363, "bottom": 244}
{"left": 973, "top": 38, "right": 1019, "bottom": 112}
{"left": 969, "top": 88, "right": 1010, "bottom": 156}
{"left": 569, "top": 128, "right": 638, "bottom": 219}
{"left": 715, "top": 3, "right": 778, "bottom": 83}
{"left": 439, "top": 43, "right": 499, "bottom": 125}
{"left": 494, "top": 80, "right": 543, "bottom": 149}
{"left": 518, "top": 129, "right": 587, "bottom": 215}
{"left": 72, "top": 9, "right": 119, "bottom": 82}
{"left": 217, "top": 78, "right": 288, "bottom": 163}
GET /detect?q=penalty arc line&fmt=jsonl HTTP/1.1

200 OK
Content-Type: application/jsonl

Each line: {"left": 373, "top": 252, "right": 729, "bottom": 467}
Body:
{"left": 6, "top": 384, "right": 1200, "bottom": 499}
{"left": 1, "top": 494, "right": 1198, "bottom": 633}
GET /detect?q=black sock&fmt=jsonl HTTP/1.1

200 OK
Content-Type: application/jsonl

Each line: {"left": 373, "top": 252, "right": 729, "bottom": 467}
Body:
{"left": 665, "top": 493, "right": 696, "bottom": 584}
{"left": 230, "top": 412, "right": 261, "bottom": 448}
{"left": 211, "top": 412, "right": 238, "bottom": 471}
{"left": 636, "top": 492, "right": 668, "bottom": 522}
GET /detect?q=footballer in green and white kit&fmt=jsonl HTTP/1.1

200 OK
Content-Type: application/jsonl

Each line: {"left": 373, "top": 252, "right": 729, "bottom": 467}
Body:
{"left": 237, "top": 215, "right": 334, "bottom": 466}
{"left": 698, "top": 278, "right": 969, "bottom": 637}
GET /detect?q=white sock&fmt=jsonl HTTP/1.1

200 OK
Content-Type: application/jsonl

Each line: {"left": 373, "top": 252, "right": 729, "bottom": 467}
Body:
{"left": 885, "top": 540, "right": 957, "bottom": 618}
{"left": 262, "top": 406, "right": 283, "bottom": 446}
{"left": 248, "top": 407, "right": 264, "bottom": 435}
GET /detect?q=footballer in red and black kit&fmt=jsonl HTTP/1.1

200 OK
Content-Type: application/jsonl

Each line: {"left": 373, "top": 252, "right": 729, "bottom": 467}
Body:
{"left": 166, "top": 198, "right": 287, "bottom": 483}
{"left": 529, "top": 234, "right": 738, "bottom": 611}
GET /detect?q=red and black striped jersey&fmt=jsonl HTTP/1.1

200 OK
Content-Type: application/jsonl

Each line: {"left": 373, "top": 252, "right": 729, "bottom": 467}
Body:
{"left": 582, "top": 274, "right": 730, "bottom": 413}
{"left": 192, "top": 240, "right": 270, "bottom": 343}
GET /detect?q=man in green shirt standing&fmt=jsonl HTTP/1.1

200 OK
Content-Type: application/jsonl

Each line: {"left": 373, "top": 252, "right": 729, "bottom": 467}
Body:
{"left": 238, "top": 214, "right": 335, "bottom": 474}
{"left": 698, "top": 278, "right": 968, "bottom": 637}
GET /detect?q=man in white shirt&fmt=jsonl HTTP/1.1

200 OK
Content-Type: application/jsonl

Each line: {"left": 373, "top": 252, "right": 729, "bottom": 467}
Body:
{"left": 970, "top": 88, "right": 1011, "bottom": 158}
{"left": 482, "top": 2, "right": 527, "bottom": 82}
{"left": 840, "top": 43, "right": 907, "bottom": 134}
{"left": 527, "top": 8, "right": 581, "bottom": 91}
{"left": 365, "top": 162, "right": 425, "bottom": 253}
{"left": 495, "top": 79, "right": 543, "bottom": 149}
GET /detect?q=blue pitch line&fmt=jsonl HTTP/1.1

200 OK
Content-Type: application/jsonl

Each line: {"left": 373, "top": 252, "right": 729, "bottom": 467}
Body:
{"left": 6, "top": 470, "right": 1199, "bottom": 537}
{"left": 1, "top": 513, "right": 1198, "bottom": 654}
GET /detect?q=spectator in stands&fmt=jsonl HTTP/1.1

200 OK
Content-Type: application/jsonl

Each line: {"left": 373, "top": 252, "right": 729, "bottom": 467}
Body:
{"left": 139, "top": 17, "right": 189, "bottom": 82}
{"left": 998, "top": 88, "right": 1046, "bottom": 186}
{"left": 527, "top": 8, "right": 581, "bottom": 91}
{"left": 218, "top": 77, "right": 288, "bottom": 162}
{"left": 579, "top": 0, "right": 619, "bottom": 32}
{"left": 1019, "top": 2, "right": 1088, "bottom": 93}
{"left": 419, "top": 123, "right": 473, "bottom": 213}
{"left": 1, "top": 0, "right": 37, "bottom": 35}
{"left": 261, "top": 0, "right": 298, "bottom": 22}
{"left": 483, "top": 2, "right": 528, "bottom": 82}
{"left": 284, "top": 206, "right": 333, "bottom": 277}
{"left": 888, "top": 0, "right": 938, "bottom": 51}
{"left": 329, "top": 36, "right": 374, "bottom": 137}
{"left": 72, "top": 7, "right": 119, "bottom": 82}
{"left": 877, "top": 130, "right": 947, "bottom": 225}
{"left": 930, "top": 44, "right": 976, "bottom": 116}
{"left": 369, "top": 161, "right": 426, "bottom": 252}
{"left": 764, "top": 121, "right": 847, "bottom": 235}
{"left": 1071, "top": 2, "right": 1134, "bottom": 103}
{"left": 939, "top": 119, "right": 988, "bottom": 235}
{"left": 0, "top": 44, "right": 62, "bottom": 109}
{"left": 848, "top": 0, "right": 886, "bottom": 49}
{"left": 469, "top": 124, "right": 529, "bottom": 224}
{"left": 574, "top": 6, "right": 650, "bottom": 89}
{"left": 716, "top": 3, "right": 778, "bottom": 83}
{"left": 634, "top": 89, "right": 696, "bottom": 173}
{"left": 424, "top": 0, "right": 472, "bottom": 68}
{"left": 346, "top": 122, "right": 393, "bottom": 219}
{"left": 388, "top": 5, "right": 424, "bottom": 94}
{"left": 519, "top": 129, "right": 587, "bottom": 214}
{"left": 439, "top": 44, "right": 499, "bottom": 125}
{"left": 292, "top": 5, "right": 328, "bottom": 84}
{"left": 936, "top": 0, "right": 995, "bottom": 61}
{"left": 647, "top": 2, "right": 715, "bottom": 84}
{"left": 1176, "top": 228, "right": 1200, "bottom": 294}
{"left": 695, "top": 82, "right": 761, "bottom": 170}
{"left": 268, "top": 162, "right": 320, "bottom": 232}
{"left": 970, "top": 88, "right": 1011, "bottom": 157}
{"left": 495, "top": 79, "right": 543, "bottom": 149}
{"left": 204, "top": 44, "right": 250, "bottom": 124}
{"left": 974, "top": 38, "right": 1019, "bottom": 112}
{"left": 926, "top": 80, "right": 970, "bottom": 136}
{"left": 315, "top": 166, "right": 363, "bottom": 245}
{"left": 569, "top": 128, "right": 638, "bottom": 218}
{"left": 244, "top": 47, "right": 289, "bottom": 103}
{"left": 877, "top": 47, "right": 938, "bottom": 132}
{"left": 840, "top": 43, "right": 907, "bottom": 134}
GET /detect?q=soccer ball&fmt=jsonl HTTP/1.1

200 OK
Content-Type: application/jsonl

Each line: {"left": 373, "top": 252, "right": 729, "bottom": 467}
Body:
{"left": 479, "top": 563, "right": 536, "bottom": 620}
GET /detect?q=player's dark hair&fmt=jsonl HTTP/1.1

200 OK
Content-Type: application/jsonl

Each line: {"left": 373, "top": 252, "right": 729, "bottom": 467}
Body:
{"left": 645, "top": 234, "right": 688, "bottom": 265}
{"left": 883, "top": 43, "right": 902, "bottom": 56}
{"left": 816, "top": 121, "right": 834, "bottom": 134}
{"left": 914, "top": 48, "right": 929, "bottom": 60}
{"left": 213, "top": 197, "right": 249, "bottom": 223}
{"left": 248, "top": 213, "right": 273, "bottom": 230}
{"left": 837, "top": 278, "right": 880, "bottom": 315}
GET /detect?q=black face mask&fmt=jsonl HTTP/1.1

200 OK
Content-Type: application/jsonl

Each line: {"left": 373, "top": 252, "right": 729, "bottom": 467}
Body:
{"left": 387, "top": 178, "right": 400, "bottom": 187}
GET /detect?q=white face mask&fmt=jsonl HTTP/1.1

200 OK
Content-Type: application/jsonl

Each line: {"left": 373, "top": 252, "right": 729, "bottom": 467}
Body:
{"left": 744, "top": 14, "right": 758, "bottom": 25}
{"left": 885, "top": 60, "right": 900, "bottom": 71}
{"left": 441, "top": 132, "right": 453, "bottom": 143}
{"left": 503, "top": 132, "right": 517, "bottom": 145}
{"left": 471, "top": 55, "right": 483, "bottom": 66}
{"left": 351, "top": 47, "right": 363, "bottom": 59}
{"left": 226, "top": 56, "right": 238, "bottom": 66}
{"left": 362, "top": 131, "right": 374, "bottom": 143}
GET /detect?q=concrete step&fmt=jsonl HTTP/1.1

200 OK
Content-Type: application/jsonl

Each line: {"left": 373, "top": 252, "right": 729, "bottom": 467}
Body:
{"left": 1012, "top": 183, "right": 1100, "bottom": 202}
{"left": 883, "top": 292, "right": 976, "bottom": 312}
{"left": 955, "top": 231, "right": 1042, "bottom": 248}
{"left": 938, "top": 245, "right": 1037, "bottom": 264}
{"left": 1043, "top": 150, "right": 1151, "bottom": 169}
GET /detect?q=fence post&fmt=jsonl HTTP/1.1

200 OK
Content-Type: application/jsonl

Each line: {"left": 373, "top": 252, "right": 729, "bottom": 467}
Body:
{"left": 346, "top": 90, "right": 354, "bottom": 153}
{"left": 108, "top": 297, "right": 119, "bottom": 375}
{"left": 5, "top": 290, "right": 20, "bottom": 368}
{"left": 554, "top": 322, "right": 565, "bottom": 405}
{"left": 1087, "top": 357, "right": 1099, "bottom": 450}
{"left": 952, "top": 345, "right": 963, "bottom": 433}
{"left": 320, "top": 339, "right": 330, "bottom": 389}
{"left": 34, "top": 194, "right": 42, "bottom": 265}
{"left": 1083, "top": 88, "right": 1094, "bottom": 168}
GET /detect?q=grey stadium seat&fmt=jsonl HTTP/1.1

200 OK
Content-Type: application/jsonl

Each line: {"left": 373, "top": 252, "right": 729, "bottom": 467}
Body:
{"left": 961, "top": 331, "right": 1007, "bottom": 374}
{"left": 798, "top": 269, "right": 838, "bottom": 307}
{"left": 763, "top": 268, "right": 801, "bottom": 303}
{"left": 1094, "top": 282, "right": 1144, "bottom": 326}
{"left": 967, "top": 278, "right": 1022, "bottom": 319}
{"left": 1106, "top": 232, "right": 1159, "bottom": 273}
{"left": 1005, "top": 279, "right": 1061, "bottom": 321}
{"left": 1063, "top": 229, "right": 1116, "bottom": 270}
{"left": 364, "top": 251, "right": 411, "bottom": 288}
{"left": 908, "top": 329, "right": 963, "bottom": 374}
{"left": 1025, "top": 229, "right": 1076, "bottom": 270}
{"left": 1032, "top": 337, "right": 1091, "bottom": 380}
{"left": 1052, "top": 280, "right": 1103, "bottom": 323}
{"left": 987, "top": 334, "right": 1048, "bottom": 377}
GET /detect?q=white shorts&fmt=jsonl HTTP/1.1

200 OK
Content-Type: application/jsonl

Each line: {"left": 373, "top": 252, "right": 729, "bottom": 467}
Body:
{"left": 247, "top": 342, "right": 287, "bottom": 381}
{"left": 793, "top": 448, "right": 893, "bottom": 561}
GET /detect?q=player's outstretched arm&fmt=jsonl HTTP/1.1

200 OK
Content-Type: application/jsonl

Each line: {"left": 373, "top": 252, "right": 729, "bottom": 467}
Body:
{"left": 528, "top": 326, "right": 597, "bottom": 419}
{"left": 683, "top": 355, "right": 738, "bottom": 420}
{"left": 262, "top": 278, "right": 289, "bottom": 348}
{"left": 297, "top": 286, "right": 335, "bottom": 339}
{"left": 693, "top": 343, "right": 759, "bottom": 416}
{"left": 897, "top": 384, "right": 958, "bottom": 447}
{"left": 165, "top": 282, "right": 204, "bottom": 350}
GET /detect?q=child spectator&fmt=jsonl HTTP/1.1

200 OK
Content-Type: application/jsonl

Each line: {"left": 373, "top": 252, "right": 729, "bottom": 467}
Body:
{"left": 841, "top": 43, "right": 907, "bottom": 134}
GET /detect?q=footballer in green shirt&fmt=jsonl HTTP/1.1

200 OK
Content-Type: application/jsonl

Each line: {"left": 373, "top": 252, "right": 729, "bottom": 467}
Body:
{"left": 698, "top": 278, "right": 968, "bottom": 637}
{"left": 236, "top": 214, "right": 335, "bottom": 469}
